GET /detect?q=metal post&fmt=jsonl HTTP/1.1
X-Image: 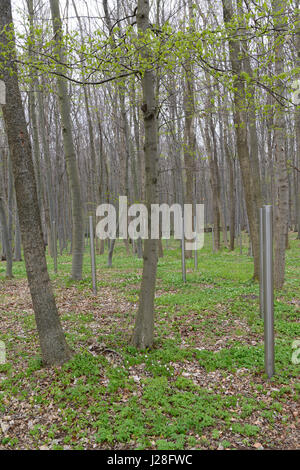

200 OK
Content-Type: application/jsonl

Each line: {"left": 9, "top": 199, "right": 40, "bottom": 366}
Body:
{"left": 239, "top": 224, "right": 242, "bottom": 255}
{"left": 89, "top": 216, "right": 97, "bottom": 294}
{"left": 194, "top": 215, "right": 198, "bottom": 270}
{"left": 52, "top": 220, "right": 57, "bottom": 273}
{"left": 259, "top": 208, "right": 264, "bottom": 319}
{"left": 263, "top": 205, "right": 274, "bottom": 378}
{"left": 181, "top": 210, "right": 186, "bottom": 283}
{"left": 193, "top": 179, "right": 198, "bottom": 270}
{"left": 212, "top": 224, "right": 215, "bottom": 252}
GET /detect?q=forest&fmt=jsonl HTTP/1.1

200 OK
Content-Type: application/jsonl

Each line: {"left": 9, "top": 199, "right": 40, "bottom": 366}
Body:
{"left": 0, "top": 0, "right": 299, "bottom": 453}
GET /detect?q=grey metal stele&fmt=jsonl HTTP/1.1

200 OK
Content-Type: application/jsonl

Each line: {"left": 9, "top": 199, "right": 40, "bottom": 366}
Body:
{"left": 181, "top": 209, "right": 186, "bottom": 283}
{"left": 239, "top": 224, "right": 242, "bottom": 255}
{"left": 194, "top": 215, "right": 198, "bottom": 270}
{"left": 89, "top": 216, "right": 97, "bottom": 295}
{"left": 262, "top": 205, "right": 275, "bottom": 379}
{"left": 52, "top": 220, "right": 57, "bottom": 274}
{"left": 259, "top": 208, "right": 264, "bottom": 319}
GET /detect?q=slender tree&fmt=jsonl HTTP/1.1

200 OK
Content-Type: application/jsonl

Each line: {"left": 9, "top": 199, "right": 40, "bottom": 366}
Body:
{"left": 0, "top": 196, "right": 13, "bottom": 278}
{"left": 49, "top": 0, "right": 84, "bottom": 280}
{"left": 222, "top": 0, "right": 260, "bottom": 280}
{"left": 273, "top": 0, "right": 289, "bottom": 289}
{"left": 131, "top": 0, "right": 159, "bottom": 349}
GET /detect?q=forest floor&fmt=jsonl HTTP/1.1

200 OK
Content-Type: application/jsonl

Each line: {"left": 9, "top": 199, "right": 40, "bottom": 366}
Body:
{"left": 0, "top": 232, "right": 299, "bottom": 450}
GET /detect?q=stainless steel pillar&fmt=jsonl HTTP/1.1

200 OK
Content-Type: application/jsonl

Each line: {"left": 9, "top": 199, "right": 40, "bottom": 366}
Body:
{"left": 263, "top": 205, "right": 274, "bottom": 378}
{"left": 89, "top": 216, "right": 97, "bottom": 294}
{"left": 259, "top": 208, "right": 264, "bottom": 319}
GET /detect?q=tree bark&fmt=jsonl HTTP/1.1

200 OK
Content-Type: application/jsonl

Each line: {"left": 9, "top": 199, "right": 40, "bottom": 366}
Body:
{"left": 49, "top": 0, "right": 84, "bottom": 280}
{"left": 0, "top": 196, "right": 13, "bottom": 278}
{"left": 132, "top": 0, "right": 159, "bottom": 349}
{"left": 183, "top": 0, "right": 196, "bottom": 258}
{"left": 294, "top": 1, "right": 300, "bottom": 238}
{"left": 0, "top": 0, "right": 71, "bottom": 366}
{"left": 222, "top": 0, "right": 260, "bottom": 280}
{"left": 273, "top": 0, "right": 289, "bottom": 289}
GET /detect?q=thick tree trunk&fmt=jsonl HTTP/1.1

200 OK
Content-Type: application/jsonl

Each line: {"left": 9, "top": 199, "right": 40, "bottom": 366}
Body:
{"left": 132, "top": 0, "right": 159, "bottom": 350}
{"left": 0, "top": 0, "right": 71, "bottom": 366}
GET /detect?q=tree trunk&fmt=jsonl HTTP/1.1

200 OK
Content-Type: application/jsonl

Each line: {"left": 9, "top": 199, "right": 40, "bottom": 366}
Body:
{"left": 132, "top": 0, "right": 159, "bottom": 350}
{"left": 203, "top": 116, "right": 220, "bottom": 251}
{"left": 0, "top": 0, "right": 71, "bottom": 366}
{"left": 183, "top": 0, "right": 196, "bottom": 258}
{"left": 273, "top": 0, "right": 289, "bottom": 289}
{"left": 36, "top": 83, "right": 56, "bottom": 257}
{"left": 225, "top": 128, "right": 236, "bottom": 251}
{"left": 294, "top": 1, "right": 300, "bottom": 238}
{"left": 0, "top": 196, "right": 13, "bottom": 278}
{"left": 14, "top": 208, "right": 22, "bottom": 261}
{"left": 49, "top": 0, "right": 84, "bottom": 280}
{"left": 222, "top": 0, "right": 260, "bottom": 280}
